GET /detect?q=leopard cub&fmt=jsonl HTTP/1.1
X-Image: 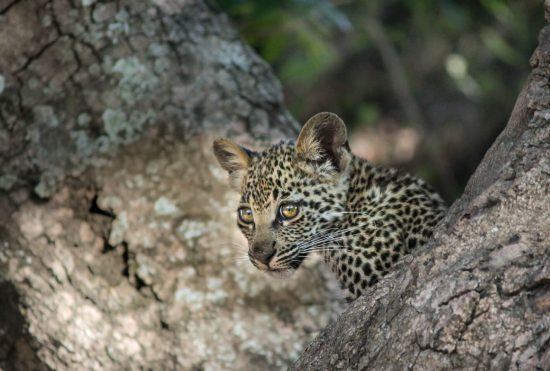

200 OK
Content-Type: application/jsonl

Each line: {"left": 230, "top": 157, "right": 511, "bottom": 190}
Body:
{"left": 213, "top": 112, "right": 446, "bottom": 299}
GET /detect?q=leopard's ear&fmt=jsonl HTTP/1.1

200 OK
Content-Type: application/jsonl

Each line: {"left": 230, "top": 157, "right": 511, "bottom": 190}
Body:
{"left": 213, "top": 138, "right": 254, "bottom": 190}
{"left": 295, "top": 112, "right": 351, "bottom": 177}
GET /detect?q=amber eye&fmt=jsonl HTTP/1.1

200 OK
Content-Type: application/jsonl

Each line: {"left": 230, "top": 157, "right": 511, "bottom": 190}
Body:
{"left": 279, "top": 203, "right": 299, "bottom": 220}
{"left": 238, "top": 207, "right": 254, "bottom": 224}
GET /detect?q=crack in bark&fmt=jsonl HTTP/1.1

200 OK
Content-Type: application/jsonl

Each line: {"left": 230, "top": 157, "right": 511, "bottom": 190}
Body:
{"left": 438, "top": 287, "right": 482, "bottom": 307}
{"left": 496, "top": 274, "right": 550, "bottom": 298}
{"left": 157, "top": 7, "right": 190, "bottom": 82}
{"left": 0, "top": 0, "right": 21, "bottom": 15}
{"left": 48, "top": 0, "right": 103, "bottom": 67}
{"left": 414, "top": 330, "right": 452, "bottom": 356}
{"left": 456, "top": 297, "right": 482, "bottom": 342}
{"left": 13, "top": 38, "right": 60, "bottom": 75}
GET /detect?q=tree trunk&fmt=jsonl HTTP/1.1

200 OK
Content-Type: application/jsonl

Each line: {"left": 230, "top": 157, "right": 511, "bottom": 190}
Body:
{"left": 293, "top": 8, "right": 550, "bottom": 371}
{"left": 0, "top": 1, "right": 342, "bottom": 369}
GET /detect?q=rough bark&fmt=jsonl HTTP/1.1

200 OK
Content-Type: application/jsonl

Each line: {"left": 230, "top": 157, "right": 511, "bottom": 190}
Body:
{"left": 293, "top": 8, "right": 550, "bottom": 371}
{"left": 0, "top": 1, "right": 342, "bottom": 370}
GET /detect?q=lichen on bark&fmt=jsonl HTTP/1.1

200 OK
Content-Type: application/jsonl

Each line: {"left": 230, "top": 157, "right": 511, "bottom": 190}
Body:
{"left": 0, "top": 0, "right": 297, "bottom": 197}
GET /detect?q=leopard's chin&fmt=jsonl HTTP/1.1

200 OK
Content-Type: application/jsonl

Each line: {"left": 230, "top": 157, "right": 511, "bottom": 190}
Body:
{"left": 265, "top": 268, "right": 296, "bottom": 279}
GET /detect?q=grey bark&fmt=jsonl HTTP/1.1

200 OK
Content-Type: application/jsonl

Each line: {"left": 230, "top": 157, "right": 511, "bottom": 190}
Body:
{"left": 0, "top": 1, "right": 343, "bottom": 370}
{"left": 293, "top": 7, "right": 550, "bottom": 371}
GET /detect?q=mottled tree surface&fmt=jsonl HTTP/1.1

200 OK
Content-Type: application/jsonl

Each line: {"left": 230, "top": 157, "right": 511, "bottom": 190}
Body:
{"left": 0, "top": 1, "right": 343, "bottom": 369}
{"left": 293, "top": 9, "right": 550, "bottom": 371}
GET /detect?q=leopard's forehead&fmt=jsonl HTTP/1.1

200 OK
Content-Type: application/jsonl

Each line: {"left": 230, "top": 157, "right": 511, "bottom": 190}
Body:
{"left": 241, "top": 141, "right": 301, "bottom": 208}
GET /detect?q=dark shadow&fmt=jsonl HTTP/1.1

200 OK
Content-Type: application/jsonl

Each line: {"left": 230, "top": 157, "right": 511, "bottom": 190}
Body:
{"left": 0, "top": 280, "right": 47, "bottom": 371}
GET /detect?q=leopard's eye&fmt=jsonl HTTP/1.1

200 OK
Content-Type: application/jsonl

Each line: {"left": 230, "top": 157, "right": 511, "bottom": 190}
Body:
{"left": 238, "top": 207, "right": 254, "bottom": 224}
{"left": 279, "top": 203, "right": 299, "bottom": 220}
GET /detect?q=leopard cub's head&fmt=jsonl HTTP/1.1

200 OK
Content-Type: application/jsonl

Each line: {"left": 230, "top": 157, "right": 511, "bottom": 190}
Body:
{"left": 213, "top": 112, "right": 352, "bottom": 278}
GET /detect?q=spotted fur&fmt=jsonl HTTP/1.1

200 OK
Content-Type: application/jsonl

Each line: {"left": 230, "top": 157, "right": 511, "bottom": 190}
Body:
{"left": 213, "top": 112, "right": 446, "bottom": 299}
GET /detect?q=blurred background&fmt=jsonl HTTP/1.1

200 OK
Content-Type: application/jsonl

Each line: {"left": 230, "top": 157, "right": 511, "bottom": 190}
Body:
{"left": 215, "top": 0, "right": 543, "bottom": 201}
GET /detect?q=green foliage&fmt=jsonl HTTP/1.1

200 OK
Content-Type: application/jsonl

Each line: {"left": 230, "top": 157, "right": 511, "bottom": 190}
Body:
{"left": 357, "top": 102, "right": 380, "bottom": 126}
{"left": 216, "top": 0, "right": 347, "bottom": 85}
{"left": 217, "top": 0, "right": 542, "bottom": 121}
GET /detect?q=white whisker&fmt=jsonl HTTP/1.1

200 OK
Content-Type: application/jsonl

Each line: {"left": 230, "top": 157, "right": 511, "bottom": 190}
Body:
{"left": 295, "top": 226, "right": 363, "bottom": 252}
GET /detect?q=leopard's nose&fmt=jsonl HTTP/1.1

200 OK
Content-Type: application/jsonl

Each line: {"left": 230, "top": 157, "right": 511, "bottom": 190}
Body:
{"left": 250, "top": 241, "right": 276, "bottom": 265}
